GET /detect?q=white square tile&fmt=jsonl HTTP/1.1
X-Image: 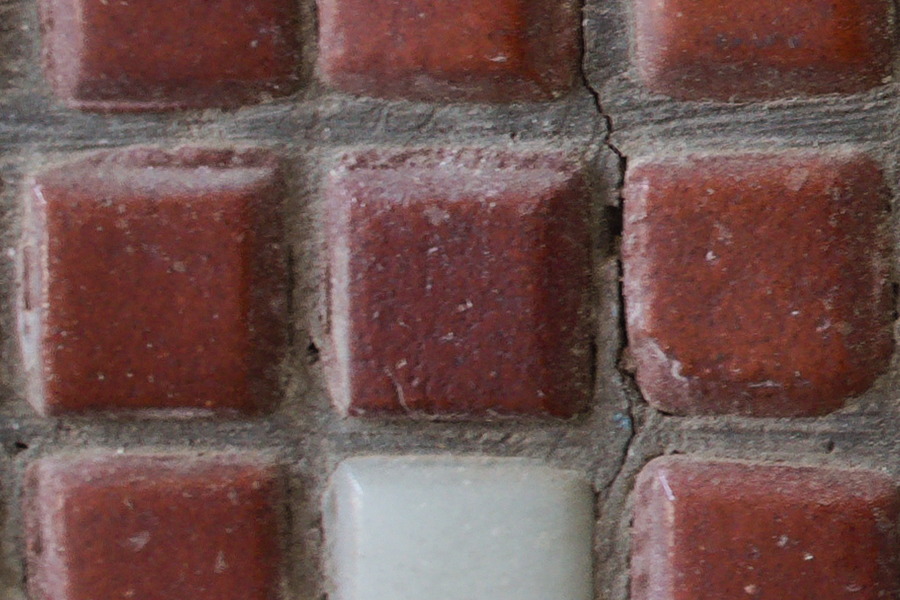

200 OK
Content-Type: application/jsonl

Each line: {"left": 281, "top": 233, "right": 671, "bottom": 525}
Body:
{"left": 324, "top": 455, "right": 594, "bottom": 600}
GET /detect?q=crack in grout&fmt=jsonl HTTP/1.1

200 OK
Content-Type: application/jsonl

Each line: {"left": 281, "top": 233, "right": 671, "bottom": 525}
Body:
{"left": 577, "top": 13, "right": 650, "bottom": 600}
{"left": 578, "top": 4, "right": 638, "bottom": 492}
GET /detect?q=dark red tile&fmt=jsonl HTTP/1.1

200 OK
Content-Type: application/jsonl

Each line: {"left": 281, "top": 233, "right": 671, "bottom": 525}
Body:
{"left": 633, "top": 0, "right": 893, "bottom": 100}
{"left": 633, "top": 457, "right": 900, "bottom": 600}
{"left": 317, "top": 0, "right": 579, "bottom": 102}
{"left": 622, "top": 152, "right": 893, "bottom": 416}
{"left": 39, "top": 0, "right": 300, "bottom": 110}
{"left": 18, "top": 147, "right": 288, "bottom": 416}
{"left": 326, "top": 149, "right": 593, "bottom": 418}
{"left": 26, "top": 453, "right": 283, "bottom": 600}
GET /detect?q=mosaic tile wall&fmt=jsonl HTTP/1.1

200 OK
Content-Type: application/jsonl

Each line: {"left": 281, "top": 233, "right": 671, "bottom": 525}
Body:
{"left": 0, "top": 0, "right": 897, "bottom": 599}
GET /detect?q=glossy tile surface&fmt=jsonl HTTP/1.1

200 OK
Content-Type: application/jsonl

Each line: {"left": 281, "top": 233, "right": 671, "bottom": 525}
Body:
{"left": 326, "top": 148, "right": 593, "bottom": 418}
{"left": 317, "top": 0, "right": 578, "bottom": 101}
{"left": 324, "top": 455, "right": 594, "bottom": 600}
{"left": 19, "top": 148, "right": 288, "bottom": 415}
{"left": 623, "top": 152, "right": 892, "bottom": 416}
{"left": 26, "top": 453, "right": 283, "bottom": 600}
{"left": 633, "top": 0, "right": 893, "bottom": 100}
{"left": 632, "top": 457, "right": 900, "bottom": 600}
{"left": 39, "top": 0, "right": 300, "bottom": 110}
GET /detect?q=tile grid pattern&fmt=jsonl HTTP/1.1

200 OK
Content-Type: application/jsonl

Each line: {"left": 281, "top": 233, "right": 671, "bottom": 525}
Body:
{"left": 0, "top": 0, "right": 894, "bottom": 599}
{"left": 590, "top": 0, "right": 900, "bottom": 596}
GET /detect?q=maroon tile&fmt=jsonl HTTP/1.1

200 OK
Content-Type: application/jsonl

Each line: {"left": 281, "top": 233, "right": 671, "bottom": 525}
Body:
{"left": 632, "top": 457, "right": 900, "bottom": 600}
{"left": 622, "top": 153, "right": 893, "bottom": 416}
{"left": 26, "top": 453, "right": 283, "bottom": 600}
{"left": 633, "top": 0, "right": 893, "bottom": 100}
{"left": 39, "top": 0, "right": 300, "bottom": 110}
{"left": 317, "top": 0, "right": 579, "bottom": 102}
{"left": 326, "top": 149, "right": 593, "bottom": 418}
{"left": 18, "top": 147, "right": 288, "bottom": 416}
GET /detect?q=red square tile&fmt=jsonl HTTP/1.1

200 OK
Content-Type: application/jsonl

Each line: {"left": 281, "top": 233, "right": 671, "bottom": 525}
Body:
{"left": 39, "top": 0, "right": 300, "bottom": 110}
{"left": 622, "top": 152, "right": 893, "bottom": 416}
{"left": 326, "top": 149, "right": 593, "bottom": 418}
{"left": 633, "top": 0, "right": 893, "bottom": 100}
{"left": 26, "top": 453, "right": 283, "bottom": 600}
{"left": 317, "top": 0, "right": 579, "bottom": 102}
{"left": 633, "top": 457, "right": 900, "bottom": 600}
{"left": 18, "top": 147, "right": 288, "bottom": 416}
